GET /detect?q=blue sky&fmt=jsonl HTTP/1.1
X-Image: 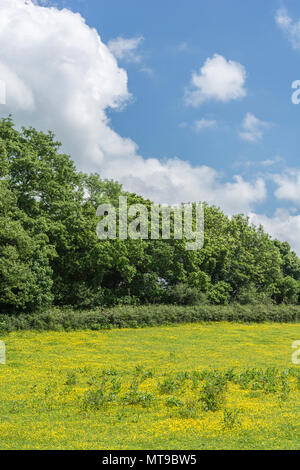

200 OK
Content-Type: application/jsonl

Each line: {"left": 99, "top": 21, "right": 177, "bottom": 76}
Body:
{"left": 2, "top": 1, "right": 300, "bottom": 251}
{"left": 56, "top": 0, "right": 300, "bottom": 213}
{"left": 62, "top": 0, "right": 299, "bottom": 164}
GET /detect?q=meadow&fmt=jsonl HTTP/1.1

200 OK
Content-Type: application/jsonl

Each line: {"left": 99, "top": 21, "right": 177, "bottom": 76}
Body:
{"left": 0, "top": 322, "right": 299, "bottom": 450}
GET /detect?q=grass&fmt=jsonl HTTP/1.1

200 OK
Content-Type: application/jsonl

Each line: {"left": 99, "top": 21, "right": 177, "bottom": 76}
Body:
{"left": 0, "top": 322, "right": 299, "bottom": 450}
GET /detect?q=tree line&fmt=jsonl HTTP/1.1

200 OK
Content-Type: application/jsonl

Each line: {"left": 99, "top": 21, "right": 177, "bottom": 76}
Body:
{"left": 1, "top": 116, "right": 300, "bottom": 314}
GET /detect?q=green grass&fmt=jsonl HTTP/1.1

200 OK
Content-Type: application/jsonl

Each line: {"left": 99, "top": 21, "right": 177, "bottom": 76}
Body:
{"left": 0, "top": 322, "right": 299, "bottom": 449}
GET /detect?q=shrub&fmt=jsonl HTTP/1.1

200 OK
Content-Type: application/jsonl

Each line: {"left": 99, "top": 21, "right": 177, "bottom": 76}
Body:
{"left": 235, "top": 284, "right": 273, "bottom": 305}
{"left": 208, "top": 282, "right": 232, "bottom": 305}
{"left": 273, "top": 276, "right": 300, "bottom": 304}
{"left": 0, "top": 304, "right": 300, "bottom": 333}
{"left": 165, "top": 283, "right": 207, "bottom": 306}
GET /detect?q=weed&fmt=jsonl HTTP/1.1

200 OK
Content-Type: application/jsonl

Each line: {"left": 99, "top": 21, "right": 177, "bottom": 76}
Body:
{"left": 82, "top": 377, "right": 121, "bottom": 410}
{"left": 65, "top": 371, "right": 77, "bottom": 386}
{"left": 165, "top": 396, "right": 184, "bottom": 408}
{"left": 200, "top": 374, "right": 227, "bottom": 412}
{"left": 223, "top": 408, "right": 241, "bottom": 429}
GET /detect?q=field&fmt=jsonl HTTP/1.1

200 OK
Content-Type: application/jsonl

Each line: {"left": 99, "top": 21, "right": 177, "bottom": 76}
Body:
{"left": 0, "top": 322, "right": 300, "bottom": 450}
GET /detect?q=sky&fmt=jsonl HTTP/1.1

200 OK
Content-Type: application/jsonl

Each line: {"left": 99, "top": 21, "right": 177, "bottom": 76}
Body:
{"left": 1, "top": 0, "right": 300, "bottom": 252}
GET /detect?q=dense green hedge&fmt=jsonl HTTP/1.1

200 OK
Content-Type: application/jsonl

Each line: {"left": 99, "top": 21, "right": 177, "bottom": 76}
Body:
{"left": 0, "top": 304, "right": 299, "bottom": 333}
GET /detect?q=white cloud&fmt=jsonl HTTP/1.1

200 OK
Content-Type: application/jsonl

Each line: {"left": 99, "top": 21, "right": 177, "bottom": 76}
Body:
{"left": 275, "top": 8, "right": 300, "bottom": 49}
{"left": 235, "top": 155, "right": 284, "bottom": 169}
{"left": 273, "top": 170, "right": 300, "bottom": 205}
{"left": 260, "top": 156, "right": 284, "bottom": 167}
{"left": 249, "top": 169, "right": 300, "bottom": 255}
{"left": 0, "top": 0, "right": 266, "bottom": 216}
{"left": 139, "top": 66, "right": 154, "bottom": 77}
{"left": 104, "top": 156, "right": 266, "bottom": 213}
{"left": 185, "top": 54, "right": 247, "bottom": 106}
{"left": 239, "top": 113, "right": 271, "bottom": 142}
{"left": 108, "top": 36, "right": 144, "bottom": 63}
{"left": 194, "top": 119, "right": 217, "bottom": 132}
{"left": 250, "top": 210, "right": 300, "bottom": 255}
{"left": 0, "top": 0, "right": 134, "bottom": 170}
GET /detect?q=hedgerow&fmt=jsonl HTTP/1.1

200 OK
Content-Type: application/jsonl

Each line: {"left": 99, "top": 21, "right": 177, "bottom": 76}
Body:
{"left": 0, "top": 304, "right": 299, "bottom": 333}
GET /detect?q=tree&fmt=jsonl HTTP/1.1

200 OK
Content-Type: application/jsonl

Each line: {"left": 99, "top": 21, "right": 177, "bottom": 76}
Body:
{"left": 0, "top": 116, "right": 299, "bottom": 312}
{"left": 0, "top": 181, "right": 53, "bottom": 312}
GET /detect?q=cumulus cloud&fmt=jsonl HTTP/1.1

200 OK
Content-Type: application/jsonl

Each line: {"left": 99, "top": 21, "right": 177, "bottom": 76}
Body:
{"left": 194, "top": 119, "right": 217, "bottom": 132}
{"left": 108, "top": 36, "right": 144, "bottom": 62}
{"left": 0, "top": 0, "right": 265, "bottom": 215}
{"left": 273, "top": 170, "right": 300, "bottom": 205}
{"left": 185, "top": 54, "right": 247, "bottom": 106}
{"left": 104, "top": 157, "right": 266, "bottom": 213}
{"left": 275, "top": 8, "right": 300, "bottom": 49}
{"left": 0, "top": 0, "right": 134, "bottom": 170}
{"left": 249, "top": 169, "right": 300, "bottom": 255}
{"left": 250, "top": 210, "right": 300, "bottom": 255}
{"left": 239, "top": 113, "right": 271, "bottom": 142}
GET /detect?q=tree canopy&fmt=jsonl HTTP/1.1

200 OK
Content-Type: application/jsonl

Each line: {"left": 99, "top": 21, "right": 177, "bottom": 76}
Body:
{"left": 1, "top": 116, "right": 300, "bottom": 313}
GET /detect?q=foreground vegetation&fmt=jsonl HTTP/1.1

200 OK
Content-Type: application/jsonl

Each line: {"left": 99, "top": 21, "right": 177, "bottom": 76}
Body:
{"left": 1, "top": 304, "right": 300, "bottom": 333}
{"left": 0, "top": 322, "right": 299, "bottom": 449}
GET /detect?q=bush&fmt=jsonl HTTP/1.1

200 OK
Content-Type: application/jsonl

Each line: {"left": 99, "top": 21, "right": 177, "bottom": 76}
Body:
{"left": 165, "top": 283, "right": 208, "bottom": 306}
{"left": 208, "top": 282, "right": 232, "bottom": 305}
{"left": 273, "top": 276, "right": 300, "bottom": 304}
{"left": 0, "top": 303, "right": 300, "bottom": 333}
{"left": 235, "top": 284, "right": 273, "bottom": 305}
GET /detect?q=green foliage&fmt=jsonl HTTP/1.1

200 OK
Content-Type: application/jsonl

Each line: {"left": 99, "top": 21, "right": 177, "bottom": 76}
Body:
{"left": 165, "top": 283, "right": 207, "bottom": 306}
{"left": 82, "top": 375, "right": 121, "bottom": 410}
{"left": 0, "top": 181, "right": 53, "bottom": 313}
{"left": 165, "top": 396, "right": 184, "bottom": 408}
{"left": 223, "top": 408, "right": 241, "bottom": 429}
{"left": 199, "top": 373, "right": 227, "bottom": 412}
{"left": 273, "top": 276, "right": 300, "bottom": 304}
{"left": 64, "top": 371, "right": 78, "bottom": 386}
{"left": 1, "top": 116, "right": 300, "bottom": 313}
{"left": 235, "top": 283, "right": 273, "bottom": 305}
{"left": 177, "top": 399, "right": 200, "bottom": 419}
{"left": 208, "top": 281, "right": 232, "bottom": 305}
{"left": 0, "top": 304, "right": 300, "bottom": 333}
